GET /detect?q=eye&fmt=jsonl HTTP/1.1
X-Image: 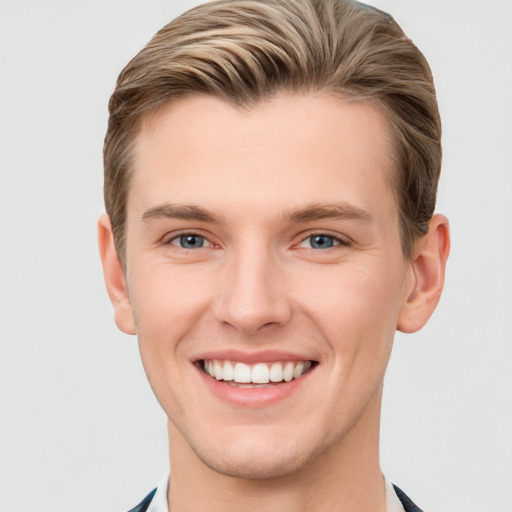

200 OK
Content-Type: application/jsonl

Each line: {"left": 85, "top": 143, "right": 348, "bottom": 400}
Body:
{"left": 298, "top": 234, "right": 348, "bottom": 249}
{"left": 169, "top": 233, "right": 208, "bottom": 249}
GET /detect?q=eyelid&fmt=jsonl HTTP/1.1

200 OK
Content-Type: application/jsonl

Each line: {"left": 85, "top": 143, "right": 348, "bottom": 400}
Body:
{"left": 163, "top": 230, "right": 217, "bottom": 248}
{"left": 294, "top": 230, "right": 352, "bottom": 248}
{"left": 160, "top": 229, "right": 351, "bottom": 249}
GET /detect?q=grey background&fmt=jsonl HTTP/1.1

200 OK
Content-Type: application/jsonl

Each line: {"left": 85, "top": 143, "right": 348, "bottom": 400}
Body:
{"left": 0, "top": 1, "right": 511, "bottom": 511}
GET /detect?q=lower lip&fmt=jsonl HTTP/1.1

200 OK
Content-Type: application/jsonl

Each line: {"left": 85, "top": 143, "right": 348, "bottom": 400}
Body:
{"left": 194, "top": 364, "right": 316, "bottom": 408}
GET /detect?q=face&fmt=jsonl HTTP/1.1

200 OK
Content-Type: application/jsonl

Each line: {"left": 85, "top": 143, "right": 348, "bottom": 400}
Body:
{"left": 117, "top": 94, "right": 416, "bottom": 479}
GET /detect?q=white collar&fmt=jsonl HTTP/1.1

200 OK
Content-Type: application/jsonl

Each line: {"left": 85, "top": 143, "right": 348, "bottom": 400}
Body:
{"left": 385, "top": 476, "right": 406, "bottom": 512}
{"left": 146, "top": 472, "right": 170, "bottom": 512}
{"left": 146, "top": 472, "right": 405, "bottom": 512}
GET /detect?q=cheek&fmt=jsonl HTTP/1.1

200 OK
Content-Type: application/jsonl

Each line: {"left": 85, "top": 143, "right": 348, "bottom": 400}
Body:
{"left": 128, "top": 263, "right": 212, "bottom": 362}
{"left": 292, "top": 261, "right": 405, "bottom": 354}
{"left": 131, "top": 258, "right": 208, "bottom": 315}
{"left": 127, "top": 264, "right": 214, "bottom": 417}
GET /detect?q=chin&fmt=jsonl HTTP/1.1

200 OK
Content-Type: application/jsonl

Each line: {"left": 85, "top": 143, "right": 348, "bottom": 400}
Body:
{"left": 187, "top": 427, "right": 332, "bottom": 481}
{"left": 198, "top": 447, "right": 311, "bottom": 480}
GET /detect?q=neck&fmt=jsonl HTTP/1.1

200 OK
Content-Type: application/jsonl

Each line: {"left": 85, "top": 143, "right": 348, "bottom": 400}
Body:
{"left": 167, "top": 386, "right": 386, "bottom": 512}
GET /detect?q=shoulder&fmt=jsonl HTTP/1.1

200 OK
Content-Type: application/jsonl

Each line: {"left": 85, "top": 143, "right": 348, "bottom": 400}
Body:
{"left": 393, "top": 484, "right": 425, "bottom": 512}
{"left": 126, "top": 488, "right": 157, "bottom": 512}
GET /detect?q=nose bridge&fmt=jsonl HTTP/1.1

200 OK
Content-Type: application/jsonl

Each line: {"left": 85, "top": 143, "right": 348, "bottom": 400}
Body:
{"left": 214, "top": 239, "right": 291, "bottom": 333}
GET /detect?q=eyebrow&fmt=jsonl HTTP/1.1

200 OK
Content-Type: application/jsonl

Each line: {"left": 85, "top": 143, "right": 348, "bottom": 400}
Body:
{"left": 142, "top": 203, "right": 217, "bottom": 223}
{"left": 284, "top": 202, "right": 373, "bottom": 224}
{"left": 141, "top": 201, "right": 373, "bottom": 225}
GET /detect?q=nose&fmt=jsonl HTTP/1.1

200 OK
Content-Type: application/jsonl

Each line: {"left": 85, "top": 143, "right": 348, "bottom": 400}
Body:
{"left": 213, "top": 245, "right": 292, "bottom": 335}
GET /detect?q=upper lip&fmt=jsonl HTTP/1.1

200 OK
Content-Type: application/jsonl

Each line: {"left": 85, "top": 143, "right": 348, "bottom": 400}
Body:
{"left": 193, "top": 349, "right": 317, "bottom": 364}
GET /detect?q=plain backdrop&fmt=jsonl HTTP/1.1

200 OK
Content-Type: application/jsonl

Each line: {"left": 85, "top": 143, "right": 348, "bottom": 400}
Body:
{"left": 0, "top": 1, "right": 511, "bottom": 511}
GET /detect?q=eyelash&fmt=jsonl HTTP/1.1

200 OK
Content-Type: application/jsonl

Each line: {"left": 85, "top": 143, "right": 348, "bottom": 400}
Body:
{"left": 166, "top": 232, "right": 213, "bottom": 249}
{"left": 165, "top": 231, "right": 351, "bottom": 250}
{"left": 296, "top": 232, "right": 352, "bottom": 250}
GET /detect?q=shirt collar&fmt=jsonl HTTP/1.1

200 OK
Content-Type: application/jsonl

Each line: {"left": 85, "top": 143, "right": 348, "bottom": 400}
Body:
{"left": 146, "top": 473, "right": 170, "bottom": 512}
{"left": 146, "top": 472, "right": 405, "bottom": 512}
{"left": 385, "top": 476, "right": 406, "bottom": 512}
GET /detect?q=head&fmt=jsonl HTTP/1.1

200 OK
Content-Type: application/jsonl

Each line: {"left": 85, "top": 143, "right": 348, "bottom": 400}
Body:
{"left": 104, "top": 0, "right": 442, "bottom": 265}
{"left": 99, "top": 0, "right": 449, "bottom": 483}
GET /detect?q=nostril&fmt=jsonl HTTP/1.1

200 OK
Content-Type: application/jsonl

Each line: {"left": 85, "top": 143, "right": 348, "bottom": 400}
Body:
{"left": 212, "top": 274, "right": 292, "bottom": 334}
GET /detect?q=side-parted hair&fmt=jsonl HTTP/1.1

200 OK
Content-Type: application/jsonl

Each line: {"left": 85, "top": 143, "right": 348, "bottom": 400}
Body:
{"left": 104, "top": 0, "right": 441, "bottom": 262}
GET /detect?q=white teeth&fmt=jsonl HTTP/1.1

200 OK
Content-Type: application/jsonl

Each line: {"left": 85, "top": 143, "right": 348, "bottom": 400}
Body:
{"left": 269, "top": 362, "right": 284, "bottom": 382}
{"left": 293, "top": 362, "right": 305, "bottom": 379}
{"left": 233, "top": 362, "right": 251, "bottom": 383}
{"left": 251, "top": 363, "right": 270, "bottom": 384}
{"left": 223, "top": 361, "right": 234, "bottom": 381}
{"left": 214, "top": 361, "right": 223, "bottom": 380}
{"left": 283, "top": 362, "right": 294, "bottom": 382}
{"left": 203, "top": 359, "right": 313, "bottom": 384}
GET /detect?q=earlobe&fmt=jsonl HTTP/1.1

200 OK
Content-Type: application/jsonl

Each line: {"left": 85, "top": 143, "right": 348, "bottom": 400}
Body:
{"left": 397, "top": 214, "right": 450, "bottom": 333}
{"left": 98, "top": 214, "right": 136, "bottom": 335}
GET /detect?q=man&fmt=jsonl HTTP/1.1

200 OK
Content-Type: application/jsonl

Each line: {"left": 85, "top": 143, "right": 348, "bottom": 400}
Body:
{"left": 98, "top": 0, "right": 450, "bottom": 510}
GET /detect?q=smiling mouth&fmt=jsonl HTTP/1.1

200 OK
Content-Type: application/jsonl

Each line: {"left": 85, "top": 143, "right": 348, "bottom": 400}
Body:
{"left": 199, "top": 359, "right": 316, "bottom": 388}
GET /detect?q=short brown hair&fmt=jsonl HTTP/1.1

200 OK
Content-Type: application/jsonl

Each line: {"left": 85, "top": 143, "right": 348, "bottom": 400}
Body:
{"left": 104, "top": 0, "right": 441, "bottom": 261}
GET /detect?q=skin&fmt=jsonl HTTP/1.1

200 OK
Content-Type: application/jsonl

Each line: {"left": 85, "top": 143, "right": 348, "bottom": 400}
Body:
{"left": 99, "top": 93, "right": 450, "bottom": 512}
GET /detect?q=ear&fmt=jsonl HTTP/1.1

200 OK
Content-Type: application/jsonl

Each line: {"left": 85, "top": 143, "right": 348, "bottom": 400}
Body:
{"left": 397, "top": 214, "right": 450, "bottom": 333}
{"left": 98, "top": 213, "right": 136, "bottom": 335}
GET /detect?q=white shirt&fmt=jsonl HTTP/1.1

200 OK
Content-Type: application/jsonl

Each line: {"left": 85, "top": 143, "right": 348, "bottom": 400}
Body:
{"left": 146, "top": 473, "right": 169, "bottom": 512}
{"left": 146, "top": 473, "right": 406, "bottom": 512}
{"left": 385, "top": 476, "right": 407, "bottom": 512}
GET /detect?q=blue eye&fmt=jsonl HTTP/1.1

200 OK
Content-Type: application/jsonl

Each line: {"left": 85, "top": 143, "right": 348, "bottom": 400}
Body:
{"left": 170, "top": 234, "right": 207, "bottom": 249}
{"left": 298, "top": 234, "right": 346, "bottom": 249}
{"left": 309, "top": 235, "right": 335, "bottom": 249}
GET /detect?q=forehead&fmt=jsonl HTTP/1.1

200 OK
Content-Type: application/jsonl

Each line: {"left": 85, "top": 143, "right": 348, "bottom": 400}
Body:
{"left": 130, "top": 93, "right": 397, "bottom": 223}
